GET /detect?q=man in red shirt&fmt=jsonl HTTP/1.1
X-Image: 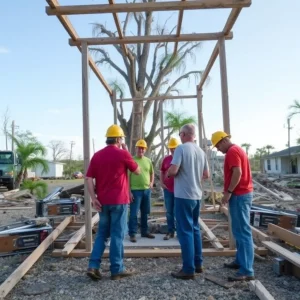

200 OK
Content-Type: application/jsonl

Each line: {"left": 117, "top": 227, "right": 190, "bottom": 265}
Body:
{"left": 86, "top": 124, "right": 140, "bottom": 281}
{"left": 211, "top": 131, "right": 254, "bottom": 282}
{"left": 160, "top": 137, "right": 180, "bottom": 240}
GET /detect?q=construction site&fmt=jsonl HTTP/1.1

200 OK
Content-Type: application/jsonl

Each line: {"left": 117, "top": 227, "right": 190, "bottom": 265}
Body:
{"left": 0, "top": 1, "right": 300, "bottom": 300}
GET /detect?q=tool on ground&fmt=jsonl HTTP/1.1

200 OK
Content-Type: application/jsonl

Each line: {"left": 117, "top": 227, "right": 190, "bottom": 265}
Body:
{"left": 0, "top": 218, "right": 52, "bottom": 257}
{"left": 36, "top": 186, "right": 81, "bottom": 217}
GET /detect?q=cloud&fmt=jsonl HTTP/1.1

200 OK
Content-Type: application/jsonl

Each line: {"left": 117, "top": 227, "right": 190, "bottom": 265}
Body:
{"left": 0, "top": 47, "right": 10, "bottom": 54}
{"left": 47, "top": 109, "right": 62, "bottom": 114}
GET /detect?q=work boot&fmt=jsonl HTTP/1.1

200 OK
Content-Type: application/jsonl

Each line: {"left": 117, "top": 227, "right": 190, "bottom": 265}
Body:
{"left": 141, "top": 233, "right": 155, "bottom": 239}
{"left": 228, "top": 274, "right": 255, "bottom": 282}
{"left": 164, "top": 232, "right": 175, "bottom": 240}
{"left": 224, "top": 261, "right": 240, "bottom": 269}
{"left": 86, "top": 268, "right": 102, "bottom": 280}
{"left": 130, "top": 235, "right": 137, "bottom": 243}
{"left": 111, "top": 269, "right": 137, "bottom": 280}
{"left": 195, "top": 266, "right": 204, "bottom": 274}
{"left": 171, "top": 270, "right": 195, "bottom": 280}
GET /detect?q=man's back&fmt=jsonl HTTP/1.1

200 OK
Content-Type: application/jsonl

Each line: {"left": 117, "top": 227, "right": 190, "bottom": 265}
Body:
{"left": 172, "top": 142, "right": 208, "bottom": 200}
{"left": 86, "top": 145, "right": 137, "bottom": 205}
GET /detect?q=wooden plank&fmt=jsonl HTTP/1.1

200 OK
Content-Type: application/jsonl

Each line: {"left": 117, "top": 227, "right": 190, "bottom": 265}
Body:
{"left": 61, "top": 213, "right": 99, "bottom": 255}
{"left": 151, "top": 208, "right": 220, "bottom": 216}
{"left": 46, "top": 0, "right": 252, "bottom": 15}
{"left": 0, "top": 216, "right": 73, "bottom": 300}
{"left": 2, "top": 189, "right": 20, "bottom": 197}
{"left": 249, "top": 280, "right": 275, "bottom": 300}
{"left": 199, "top": 218, "right": 224, "bottom": 250}
{"left": 52, "top": 248, "right": 237, "bottom": 258}
{"left": 268, "top": 223, "right": 300, "bottom": 248}
{"left": 205, "top": 274, "right": 234, "bottom": 289}
{"left": 198, "top": 7, "right": 245, "bottom": 89}
{"left": 117, "top": 94, "right": 196, "bottom": 102}
{"left": 46, "top": 0, "right": 112, "bottom": 95}
{"left": 69, "top": 32, "right": 233, "bottom": 46}
{"left": 0, "top": 207, "right": 32, "bottom": 210}
{"left": 262, "top": 241, "right": 300, "bottom": 268}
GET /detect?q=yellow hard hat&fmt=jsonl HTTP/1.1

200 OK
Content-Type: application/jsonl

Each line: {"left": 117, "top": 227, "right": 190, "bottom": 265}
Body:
{"left": 105, "top": 124, "right": 125, "bottom": 137}
{"left": 168, "top": 137, "right": 180, "bottom": 149}
{"left": 136, "top": 139, "right": 147, "bottom": 148}
{"left": 211, "top": 131, "right": 231, "bottom": 147}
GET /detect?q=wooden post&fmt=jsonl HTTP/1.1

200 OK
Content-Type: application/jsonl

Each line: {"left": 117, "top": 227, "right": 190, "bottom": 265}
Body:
{"left": 197, "top": 86, "right": 203, "bottom": 149}
{"left": 218, "top": 37, "right": 230, "bottom": 134}
{"left": 112, "top": 90, "right": 117, "bottom": 124}
{"left": 160, "top": 100, "right": 165, "bottom": 159}
{"left": 81, "top": 42, "right": 92, "bottom": 252}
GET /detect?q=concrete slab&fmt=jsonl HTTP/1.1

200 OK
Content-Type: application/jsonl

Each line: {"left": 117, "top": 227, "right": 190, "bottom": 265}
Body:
{"left": 108, "top": 234, "right": 180, "bottom": 248}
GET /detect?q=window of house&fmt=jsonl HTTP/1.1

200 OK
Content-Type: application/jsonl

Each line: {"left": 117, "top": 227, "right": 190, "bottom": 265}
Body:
{"left": 267, "top": 159, "right": 271, "bottom": 171}
{"left": 275, "top": 158, "right": 278, "bottom": 170}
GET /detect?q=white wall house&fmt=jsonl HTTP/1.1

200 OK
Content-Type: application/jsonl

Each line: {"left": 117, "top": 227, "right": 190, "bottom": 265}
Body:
{"left": 33, "top": 161, "right": 65, "bottom": 179}
{"left": 263, "top": 146, "right": 300, "bottom": 175}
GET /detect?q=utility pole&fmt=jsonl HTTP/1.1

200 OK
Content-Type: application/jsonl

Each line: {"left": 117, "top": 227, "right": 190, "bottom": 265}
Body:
{"left": 69, "top": 141, "right": 75, "bottom": 174}
{"left": 11, "top": 120, "right": 15, "bottom": 152}
{"left": 92, "top": 138, "right": 95, "bottom": 154}
{"left": 287, "top": 118, "right": 292, "bottom": 173}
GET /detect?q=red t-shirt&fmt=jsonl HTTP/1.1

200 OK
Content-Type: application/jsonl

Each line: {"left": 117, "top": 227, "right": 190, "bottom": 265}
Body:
{"left": 160, "top": 155, "right": 174, "bottom": 193}
{"left": 86, "top": 145, "right": 138, "bottom": 205}
{"left": 224, "top": 145, "right": 253, "bottom": 195}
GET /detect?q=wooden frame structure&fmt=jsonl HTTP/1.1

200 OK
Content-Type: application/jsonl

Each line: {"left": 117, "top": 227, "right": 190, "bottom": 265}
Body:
{"left": 45, "top": 0, "right": 252, "bottom": 252}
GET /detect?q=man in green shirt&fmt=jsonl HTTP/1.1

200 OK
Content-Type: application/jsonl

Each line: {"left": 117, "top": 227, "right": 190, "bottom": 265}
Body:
{"left": 128, "top": 139, "right": 155, "bottom": 243}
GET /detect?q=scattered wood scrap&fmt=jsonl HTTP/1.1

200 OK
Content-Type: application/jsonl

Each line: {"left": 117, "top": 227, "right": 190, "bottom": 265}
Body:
{"left": 199, "top": 218, "right": 224, "bottom": 251}
{"left": 249, "top": 280, "right": 275, "bottom": 300}
{"left": 268, "top": 223, "right": 300, "bottom": 248}
{"left": 0, "top": 216, "right": 74, "bottom": 300}
{"left": 4, "top": 189, "right": 33, "bottom": 200}
{"left": 204, "top": 274, "right": 234, "bottom": 289}
{"left": 262, "top": 241, "right": 300, "bottom": 268}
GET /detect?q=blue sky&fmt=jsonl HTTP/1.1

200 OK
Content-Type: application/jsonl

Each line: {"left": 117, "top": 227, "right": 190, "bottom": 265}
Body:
{"left": 1, "top": 0, "right": 299, "bottom": 158}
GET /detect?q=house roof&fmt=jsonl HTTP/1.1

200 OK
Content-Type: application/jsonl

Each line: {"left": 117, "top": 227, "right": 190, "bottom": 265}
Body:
{"left": 267, "top": 146, "right": 300, "bottom": 158}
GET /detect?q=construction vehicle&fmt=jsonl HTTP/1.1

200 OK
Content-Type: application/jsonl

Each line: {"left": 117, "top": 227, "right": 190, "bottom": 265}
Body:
{"left": 0, "top": 150, "right": 20, "bottom": 190}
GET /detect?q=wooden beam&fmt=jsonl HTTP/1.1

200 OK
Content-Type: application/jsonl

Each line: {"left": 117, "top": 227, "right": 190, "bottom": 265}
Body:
{"left": 196, "top": 87, "right": 203, "bottom": 148}
{"left": 62, "top": 213, "right": 99, "bottom": 255}
{"left": 199, "top": 218, "right": 224, "bottom": 250}
{"left": 219, "top": 36, "right": 230, "bottom": 134}
{"left": 69, "top": 32, "right": 233, "bottom": 46}
{"left": 198, "top": 7, "right": 245, "bottom": 90}
{"left": 249, "top": 280, "right": 275, "bottom": 300}
{"left": 0, "top": 216, "right": 73, "bottom": 299}
{"left": 263, "top": 241, "right": 300, "bottom": 268}
{"left": 268, "top": 223, "right": 300, "bottom": 248}
{"left": 52, "top": 248, "right": 237, "bottom": 258}
{"left": 46, "top": 0, "right": 252, "bottom": 15}
{"left": 173, "top": 0, "right": 185, "bottom": 55}
{"left": 112, "top": 90, "right": 117, "bottom": 124}
{"left": 46, "top": 0, "right": 112, "bottom": 96}
{"left": 108, "top": 0, "right": 128, "bottom": 56}
{"left": 117, "top": 94, "right": 197, "bottom": 102}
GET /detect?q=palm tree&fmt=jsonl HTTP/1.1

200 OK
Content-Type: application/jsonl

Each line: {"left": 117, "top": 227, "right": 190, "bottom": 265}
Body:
{"left": 265, "top": 145, "right": 275, "bottom": 155}
{"left": 13, "top": 138, "right": 49, "bottom": 188}
{"left": 255, "top": 147, "right": 268, "bottom": 173}
{"left": 241, "top": 143, "right": 251, "bottom": 156}
{"left": 151, "top": 111, "right": 196, "bottom": 166}
{"left": 165, "top": 111, "right": 197, "bottom": 133}
{"left": 21, "top": 180, "right": 48, "bottom": 199}
{"left": 288, "top": 99, "right": 300, "bottom": 118}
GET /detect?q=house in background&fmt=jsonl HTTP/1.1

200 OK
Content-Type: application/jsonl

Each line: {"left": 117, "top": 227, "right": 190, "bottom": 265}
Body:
{"left": 263, "top": 146, "right": 300, "bottom": 175}
{"left": 33, "top": 161, "right": 65, "bottom": 179}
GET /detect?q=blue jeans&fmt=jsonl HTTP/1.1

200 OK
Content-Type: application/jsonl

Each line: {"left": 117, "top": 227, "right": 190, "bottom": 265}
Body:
{"left": 163, "top": 189, "right": 175, "bottom": 233}
{"left": 128, "top": 189, "right": 151, "bottom": 236}
{"left": 175, "top": 197, "right": 203, "bottom": 274}
{"left": 88, "top": 205, "right": 128, "bottom": 276}
{"left": 229, "top": 192, "right": 254, "bottom": 276}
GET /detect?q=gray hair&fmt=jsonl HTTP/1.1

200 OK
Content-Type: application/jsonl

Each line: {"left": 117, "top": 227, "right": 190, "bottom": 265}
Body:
{"left": 180, "top": 124, "right": 196, "bottom": 137}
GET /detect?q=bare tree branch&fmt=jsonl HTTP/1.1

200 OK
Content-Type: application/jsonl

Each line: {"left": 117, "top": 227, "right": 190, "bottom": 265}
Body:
{"left": 2, "top": 107, "right": 10, "bottom": 150}
{"left": 48, "top": 140, "right": 68, "bottom": 162}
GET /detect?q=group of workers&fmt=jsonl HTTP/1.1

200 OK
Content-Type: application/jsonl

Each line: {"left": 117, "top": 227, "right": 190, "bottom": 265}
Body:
{"left": 85, "top": 123, "right": 254, "bottom": 282}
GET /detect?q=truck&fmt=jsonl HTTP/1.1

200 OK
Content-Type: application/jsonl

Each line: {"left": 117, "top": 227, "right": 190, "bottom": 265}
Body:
{"left": 0, "top": 150, "right": 20, "bottom": 190}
